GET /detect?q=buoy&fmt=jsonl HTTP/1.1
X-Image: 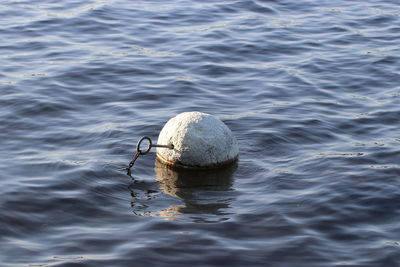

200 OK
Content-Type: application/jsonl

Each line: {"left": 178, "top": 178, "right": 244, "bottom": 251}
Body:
{"left": 156, "top": 111, "right": 239, "bottom": 169}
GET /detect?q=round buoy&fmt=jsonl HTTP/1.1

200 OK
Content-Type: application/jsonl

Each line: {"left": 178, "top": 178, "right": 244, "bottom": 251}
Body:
{"left": 156, "top": 111, "right": 239, "bottom": 169}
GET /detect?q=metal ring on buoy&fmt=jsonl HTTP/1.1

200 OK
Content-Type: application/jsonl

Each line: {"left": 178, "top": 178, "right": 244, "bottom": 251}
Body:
{"left": 136, "top": 136, "right": 152, "bottom": 155}
{"left": 126, "top": 136, "right": 174, "bottom": 176}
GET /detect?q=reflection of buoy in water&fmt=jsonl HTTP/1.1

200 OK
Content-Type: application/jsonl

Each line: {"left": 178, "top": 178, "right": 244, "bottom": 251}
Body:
{"left": 155, "top": 160, "right": 236, "bottom": 198}
{"left": 154, "top": 160, "right": 237, "bottom": 221}
{"left": 156, "top": 111, "right": 239, "bottom": 169}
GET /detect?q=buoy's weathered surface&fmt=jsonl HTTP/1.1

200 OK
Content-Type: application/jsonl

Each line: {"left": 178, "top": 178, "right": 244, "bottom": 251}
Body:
{"left": 156, "top": 112, "right": 238, "bottom": 169}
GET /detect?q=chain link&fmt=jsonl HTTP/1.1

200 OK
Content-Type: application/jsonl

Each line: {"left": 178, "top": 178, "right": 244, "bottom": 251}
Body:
{"left": 126, "top": 151, "right": 141, "bottom": 176}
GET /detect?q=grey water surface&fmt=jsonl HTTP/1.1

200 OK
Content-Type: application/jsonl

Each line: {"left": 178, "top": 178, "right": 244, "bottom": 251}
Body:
{"left": 1, "top": 0, "right": 400, "bottom": 266}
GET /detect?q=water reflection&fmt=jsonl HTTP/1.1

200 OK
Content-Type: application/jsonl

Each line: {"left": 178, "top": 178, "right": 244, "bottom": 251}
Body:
{"left": 129, "top": 160, "right": 237, "bottom": 222}
{"left": 155, "top": 160, "right": 237, "bottom": 221}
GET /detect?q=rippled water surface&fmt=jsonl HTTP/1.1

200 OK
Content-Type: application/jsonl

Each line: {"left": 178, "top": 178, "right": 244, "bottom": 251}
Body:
{"left": 1, "top": 0, "right": 400, "bottom": 266}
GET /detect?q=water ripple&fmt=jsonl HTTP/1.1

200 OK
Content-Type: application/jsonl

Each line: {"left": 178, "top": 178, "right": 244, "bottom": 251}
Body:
{"left": 1, "top": 0, "right": 400, "bottom": 266}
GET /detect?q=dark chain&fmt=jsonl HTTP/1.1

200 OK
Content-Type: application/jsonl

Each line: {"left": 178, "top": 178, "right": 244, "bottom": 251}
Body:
{"left": 126, "top": 136, "right": 174, "bottom": 176}
{"left": 126, "top": 151, "right": 141, "bottom": 177}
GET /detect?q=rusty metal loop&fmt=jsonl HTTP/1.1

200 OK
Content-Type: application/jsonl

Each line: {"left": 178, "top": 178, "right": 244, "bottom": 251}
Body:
{"left": 126, "top": 136, "right": 174, "bottom": 177}
{"left": 136, "top": 136, "right": 152, "bottom": 155}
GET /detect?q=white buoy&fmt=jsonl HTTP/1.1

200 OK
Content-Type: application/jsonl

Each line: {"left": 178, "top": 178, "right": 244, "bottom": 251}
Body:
{"left": 156, "top": 111, "right": 239, "bottom": 169}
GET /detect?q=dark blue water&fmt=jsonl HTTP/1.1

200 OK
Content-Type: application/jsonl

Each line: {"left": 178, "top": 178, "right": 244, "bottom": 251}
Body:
{"left": 1, "top": 0, "right": 400, "bottom": 266}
